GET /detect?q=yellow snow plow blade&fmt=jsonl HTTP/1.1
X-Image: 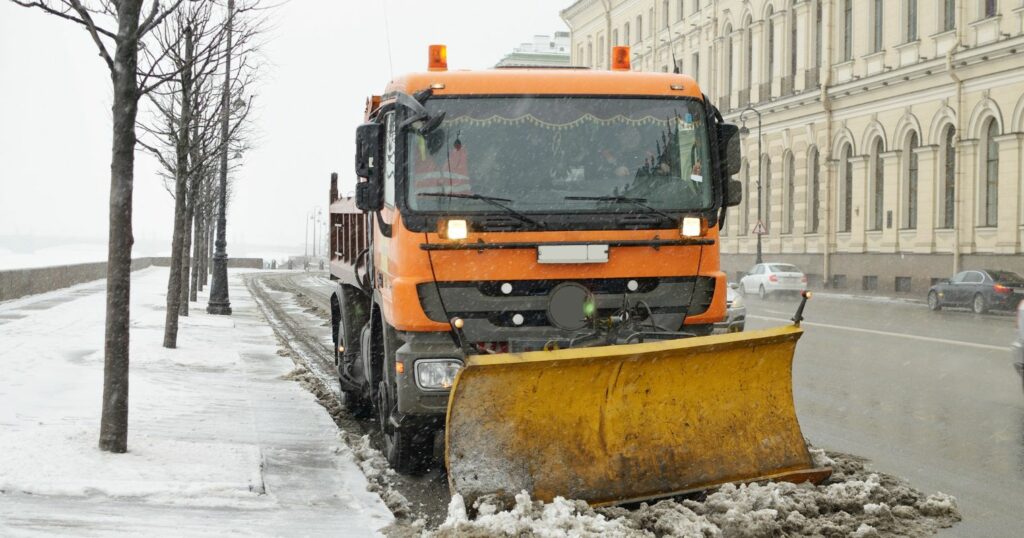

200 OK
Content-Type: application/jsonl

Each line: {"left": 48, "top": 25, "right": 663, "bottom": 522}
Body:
{"left": 445, "top": 325, "right": 831, "bottom": 507}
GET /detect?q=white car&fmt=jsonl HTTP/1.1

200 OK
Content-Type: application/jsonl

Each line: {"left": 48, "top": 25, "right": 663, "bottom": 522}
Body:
{"left": 739, "top": 263, "right": 808, "bottom": 299}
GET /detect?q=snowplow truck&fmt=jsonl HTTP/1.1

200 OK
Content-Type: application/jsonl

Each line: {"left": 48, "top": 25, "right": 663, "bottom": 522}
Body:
{"left": 328, "top": 45, "right": 830, "bottom": 508}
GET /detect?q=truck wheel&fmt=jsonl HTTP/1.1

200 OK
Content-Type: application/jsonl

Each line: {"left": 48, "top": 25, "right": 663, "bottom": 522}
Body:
{"left": 377, "top": 380, "right": 431, "bottom": 474}
{"left": 335, "top": 318, "right": 372, "bottom": 418}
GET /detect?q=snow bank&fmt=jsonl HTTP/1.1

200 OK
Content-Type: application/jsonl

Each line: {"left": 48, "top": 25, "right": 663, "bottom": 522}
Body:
{"left": 0, "top": 268, "right": 392, "bottom": 534}
{"left": 431, "top": 451, "right": 960, "bottom": 537}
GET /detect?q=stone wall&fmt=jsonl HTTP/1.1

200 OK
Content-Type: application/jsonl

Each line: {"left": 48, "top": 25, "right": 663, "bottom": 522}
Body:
{"left": 0, "top": 258, "right": 264, "bottom": 302}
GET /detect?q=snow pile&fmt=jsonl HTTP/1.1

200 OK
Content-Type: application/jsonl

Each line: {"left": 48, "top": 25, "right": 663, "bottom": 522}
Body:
{"left": 430, "top": 451, "right": 960, "bottom": 537}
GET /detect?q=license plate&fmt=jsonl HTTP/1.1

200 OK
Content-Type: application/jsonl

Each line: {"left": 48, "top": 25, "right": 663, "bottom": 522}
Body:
{"left": 537, "top": 244, "right": 609, "bottom": 264}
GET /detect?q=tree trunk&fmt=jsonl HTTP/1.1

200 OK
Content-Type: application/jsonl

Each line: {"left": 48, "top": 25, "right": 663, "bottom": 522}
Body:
{"left": 189, "top": 197, "right": 203, "bottom": 301}
{"left": 163, "top": 27, "right": 195, "bottom": 347}
{"left": 98, "top": 0, "right": 145, "bottom": 454}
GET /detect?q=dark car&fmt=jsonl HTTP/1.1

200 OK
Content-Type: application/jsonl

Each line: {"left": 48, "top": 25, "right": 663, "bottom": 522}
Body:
{"left": 927, "top": 269, "right": 1024, "bottom": 314}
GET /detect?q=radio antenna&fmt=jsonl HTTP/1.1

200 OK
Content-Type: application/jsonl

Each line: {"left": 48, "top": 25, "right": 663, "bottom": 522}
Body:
{"left": 381, "top": 0, "right": 395, "bottom": 78}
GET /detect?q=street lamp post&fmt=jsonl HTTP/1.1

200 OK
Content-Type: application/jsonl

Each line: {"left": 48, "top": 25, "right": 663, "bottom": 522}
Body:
{"left": 207, "top": 0, "right": 235, "bottom": 316}
{"left": 738, "top": 104, "right": 764, "bottom": 264}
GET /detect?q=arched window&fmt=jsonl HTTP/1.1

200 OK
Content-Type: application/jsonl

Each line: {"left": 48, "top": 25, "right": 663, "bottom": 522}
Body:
{"left": 663, "top": 0, "right": 670, "bottom": 28}
{"left": 905, "top": 0, "right": 918, "bottom": 42}
{"left": 763, "top": 155, "right": 773, "bottom": 233}
{"left": 636, "top": 16, "right": 643, "bottom": 42}
{"left": 692, "top": 0, "right": 699, "bottom": 14}
{"left": 741, "top": 161, "right": 750, "bottom": 235}
{"left": 871, "top": 138, "right": 885, "bottom": 230}
{"left": 578, "top": 45, "right": 584, "bottom": 65}
{"left": 723, "top": 25, "right": 733, "bottom": 108}
{"left": 745, "top": 17, "right": 753, "bottom": 94}
{"left": 983, "top": 119, "right": 999, "bottom": 226}
{"left": 649, "top": 8, "right": 654, "bottom": 36}
{"left": 766, "top": 6, "right": 775, "bottom": 86}
{"left": 677, "top": 0, "right": 684, "bottom": 21}
{"left": 942, "top": 126, "right": 956, "bottom": 228}
{"left": 598, "top": 36, "right": 605, "bottom": 67}
{"left": 841, "top": 144, "right": 853, "bottom": 232}
{"left": 784, "top": 152, "right": 795, "bottom": 234}
{"left": 808, "top": 148, "right": 820, "bottom": 233}
{"left": 624, "top": 23, "right": 631, "bottom": 46}
{"left": 904, "top": 132, "right": 919, "bottom": 229}
{"left": 613, "top": 29, "right": 619, "bottom": 47}
{"left": 842, "top": 0, "right": 853, "bottom": 61}
{"left": 587, "top": 42, "right": 593, "bottom": 67}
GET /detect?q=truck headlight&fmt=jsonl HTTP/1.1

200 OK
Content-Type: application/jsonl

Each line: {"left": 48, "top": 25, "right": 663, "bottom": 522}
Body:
{"left": 414, "top": 359, "right": 463, "bottom": 390}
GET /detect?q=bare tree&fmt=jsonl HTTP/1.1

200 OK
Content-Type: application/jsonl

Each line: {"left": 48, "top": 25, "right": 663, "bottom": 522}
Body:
{"left": 137, "top": 0, "right": 261, "bottom": 347}
{"left": 10, "top": 0, "right": 190, "bottom": 453}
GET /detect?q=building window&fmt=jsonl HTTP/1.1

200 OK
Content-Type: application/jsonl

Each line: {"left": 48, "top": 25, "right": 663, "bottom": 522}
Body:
{"left": 942, "top": 126, "right": 955, "bottom": 228}
{"left": 763, "top": 156, "right": 773, "bottom": 233}
{"left": 841, "top": 145, "right": 853, "bottom": 232}
{"left": 766, "top": 7, "right": 775, "bottom": 84}
{"left": 983, "top": 0, "right": 997, "bottom": 18}
{"left": 636, "top": 16, "right": 643, "bottom": 42}
{"left": 587, "top": 42, "right": 593, "bottom": 67}
{"left": 815, "top": 0, "right": 823, "bottom": 67}
{"left": 983, "top": 119, "right": 999, "bottom": 226}
{"left": 624, "top": 23, "right": 630, "bottom": 46}
{"left": 613, "top": 29, "right": 619, "bottom": 47}
{"left": 785, "top": 153, "right": 795, "bottom": 234}
{"left": 692, "top": 51, "right": 700, "bottom": 78}
{"left": 598, "top": 36, "right": 605, "bottom": 67}
{"left": 692, "top": 0, "right": 699, "bottom": 14}
{"left": 723, "top": 25, "right": 733, "bottom": 105}
{"left": 906, "top": 0, "right": 918, "bottom": 41}
{"left": 808, "top": 149, "right": 820, "bottom": 233}
{"left": 663, "top": 0, "right": 670, "bottom": 28}
{"left": 942, "top": 0, "right": 955, "bottom": 31}
{"left": 842, "top": 0, "right": 853, "bottom": 61}
{"left": 904, "top": 132, "right": 919, "bottom": 229}
{"left": 578, "top": 45, "right": 584, "bottom": 65}
{"left": 871, "top": 138, "right": 884, "bottom": 230}
{"left": 789, "top": 8, "right": 798, "bottom": 82}
{"left": 649, "top": 8, "right": 654, "bottom": 36}
{"left": 746, "top": 18, "right": 753, "bottom": 93}
{"left": 677, "top": 0, "right": 684, "bottom": 21}
{"left": 872, "top": 0, "right": 884, "bottom": 52}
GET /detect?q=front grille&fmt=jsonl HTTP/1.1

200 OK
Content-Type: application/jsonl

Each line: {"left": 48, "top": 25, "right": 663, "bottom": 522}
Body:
{"left": 417, "top": 277, "right": 716, "bottom": 329}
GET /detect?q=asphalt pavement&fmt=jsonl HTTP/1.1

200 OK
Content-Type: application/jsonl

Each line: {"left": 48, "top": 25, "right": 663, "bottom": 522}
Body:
{"left": 744, "top": 292, "right": 1023, "bottom": 537}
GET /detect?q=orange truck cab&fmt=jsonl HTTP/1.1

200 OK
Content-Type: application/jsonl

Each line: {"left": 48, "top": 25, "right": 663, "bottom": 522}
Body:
{"left": 328, "top": 46, "right": 743, "bottom": 473}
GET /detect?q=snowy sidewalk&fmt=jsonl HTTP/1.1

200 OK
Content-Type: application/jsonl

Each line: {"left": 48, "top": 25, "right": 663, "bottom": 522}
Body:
{"left": 0, "top": 268, "right": 392, "bottom": 536}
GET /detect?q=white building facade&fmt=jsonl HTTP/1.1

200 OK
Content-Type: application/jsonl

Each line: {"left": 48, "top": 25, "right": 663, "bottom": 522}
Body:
{"left": 496, "top": 32, "right": 572, "bottom": 67}
{"left": 561, "top": 0, "right": 1024, "bottom": 293}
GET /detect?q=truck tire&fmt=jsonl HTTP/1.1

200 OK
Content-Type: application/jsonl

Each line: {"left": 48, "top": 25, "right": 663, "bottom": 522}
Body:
{"left": 377, "top": 380, "right": 432, "bottom": 474}
{"left": 377, "top": 319, "right": 432, "bottom": 474}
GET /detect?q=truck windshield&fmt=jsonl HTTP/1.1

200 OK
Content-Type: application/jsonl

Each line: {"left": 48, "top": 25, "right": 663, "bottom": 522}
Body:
{"left": 406, "top": 97, "right": 713, "bottom": 214}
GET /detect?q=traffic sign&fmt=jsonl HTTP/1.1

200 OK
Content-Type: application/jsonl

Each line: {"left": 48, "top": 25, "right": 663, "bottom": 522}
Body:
{"left": 752, "top": 220, "right": 767, "bottom": 235}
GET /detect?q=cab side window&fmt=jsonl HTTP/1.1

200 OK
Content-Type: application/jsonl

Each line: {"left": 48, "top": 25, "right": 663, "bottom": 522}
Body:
{"left": 384, "top": 111, "right": 396, "bottom": 207}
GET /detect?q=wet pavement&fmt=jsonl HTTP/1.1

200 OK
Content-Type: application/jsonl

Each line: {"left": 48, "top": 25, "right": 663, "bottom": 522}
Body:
{"left": 745, "top": 293, "right": 1023, "bottom": 537}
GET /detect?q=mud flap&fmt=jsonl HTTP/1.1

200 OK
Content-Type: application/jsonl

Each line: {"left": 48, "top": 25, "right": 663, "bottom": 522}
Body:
{"left": 445, "top": 325, "right": 831, "bottom": 508}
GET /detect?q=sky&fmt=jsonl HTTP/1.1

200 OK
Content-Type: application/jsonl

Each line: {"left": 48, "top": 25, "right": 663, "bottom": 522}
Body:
{"left": 0, "top": 0, "right": 568, "bottom": 258}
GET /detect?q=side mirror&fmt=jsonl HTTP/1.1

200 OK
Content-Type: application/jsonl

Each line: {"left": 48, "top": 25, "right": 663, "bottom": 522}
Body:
{"left": 718, "top": 123, "right": 742, "bottom": 176}
{"left": 724, "top": 178, "right": 742, "bottom": 207}
{"left": 354, "top": 123, "right": 383, "bottom": 212}
{"left": 728, "top": 282, "right": 739, "bottom": 290}
{"left": 355, "top": 181, "right": 383, "bottom": 212}
{"left": 355, "top": 123, "right": 382, "bottom": 181}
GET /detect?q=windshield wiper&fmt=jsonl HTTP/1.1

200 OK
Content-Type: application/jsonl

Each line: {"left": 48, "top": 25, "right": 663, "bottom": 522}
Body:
{"left": 418, "top": 192, "right": 546, "bottom": 229}
{"left": 564, "top": 196, "right": 677, "bottom": 223}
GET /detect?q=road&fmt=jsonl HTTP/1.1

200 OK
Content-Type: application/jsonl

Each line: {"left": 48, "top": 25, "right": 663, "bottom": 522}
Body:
{"left": 255, "top": 271, "right": 1022, "bottom": 535}
{"left": 744, "top": 292, "right": 1023, "bottom": 537}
